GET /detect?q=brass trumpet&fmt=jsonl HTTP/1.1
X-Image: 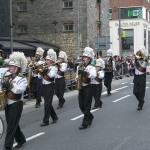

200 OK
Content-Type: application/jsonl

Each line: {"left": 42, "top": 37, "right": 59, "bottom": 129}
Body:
{"left": 38, "top": 60, "right": 61, "bottom": 73}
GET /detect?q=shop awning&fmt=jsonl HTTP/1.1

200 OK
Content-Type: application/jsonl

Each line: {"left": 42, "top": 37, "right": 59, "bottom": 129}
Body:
{"left": 0, "top": 37, "right": 59, "bottom": 51}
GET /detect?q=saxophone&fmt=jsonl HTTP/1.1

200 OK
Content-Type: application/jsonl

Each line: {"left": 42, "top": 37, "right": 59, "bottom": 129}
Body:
{"left": 27, "top": 57, "right": 35, "bottom": 88}
{"left": 0, "top": 70, "right": 10, "bottom": 109}
{"left": 76, "top": 63, "right": 83, "bottom": 90}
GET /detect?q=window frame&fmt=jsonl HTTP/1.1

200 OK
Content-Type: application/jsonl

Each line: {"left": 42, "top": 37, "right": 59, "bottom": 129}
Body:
{"left": 63, "top": 24, "right": 74, "bottom": 32}
{"left": 18, "top": 3, "right": 27, "bottom": 12}
{"left": 63, "top": 1, "right": 73, "bottom": 9}
{"left": 18, "top": 25, "right": 28, "bottom": 34}
{"left": 109, "top": 9, "right": 112, "bottom": 20}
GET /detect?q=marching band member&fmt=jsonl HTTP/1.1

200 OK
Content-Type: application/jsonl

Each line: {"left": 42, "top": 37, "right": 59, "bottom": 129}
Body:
{"left": 76, "top": 47, "right": 97, "bottom": 130}
{"left": 38, "top": 49, "right": 58, "bottom": 126}
{"left": 30, "top": 47, "right": 45, "bottom": 108}
{"left": 2, "top": 52, "right": 27, "bottom": 150}
{"left": 91, "top": 58, "right": 105, "bottom": 109}
{"left": 133, "top": 47, "right": 148, "bottom": 111}
{"left": 104, "top": 49, "right": 115, "bottom": 96}
{"left": 55, "top": 51, "right": 67, "bottom": 109}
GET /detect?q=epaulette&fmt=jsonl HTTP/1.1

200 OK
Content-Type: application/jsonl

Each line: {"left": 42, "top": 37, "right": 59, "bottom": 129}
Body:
{"left": 18, "top": 73, "right": 25, "bottom": 78}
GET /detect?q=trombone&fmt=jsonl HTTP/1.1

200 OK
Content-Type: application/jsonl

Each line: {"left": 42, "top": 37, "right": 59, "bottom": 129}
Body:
{"left": 37, "top": 60, "right": 61, "bottom": 73}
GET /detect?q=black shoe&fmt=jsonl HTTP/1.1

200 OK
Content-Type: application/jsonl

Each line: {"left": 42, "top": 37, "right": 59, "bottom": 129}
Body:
{"left": 115, "top": 77, "right": 118, "bottom": 80}
{"left": 89, "top": 116, "right": 94, "bottom": 126}
{"left": 35, "top": 104, "right": 40, "bottom": 108}
{"left": 137, "top": 100, "right": 145, "bottom": 111}
{"left": 79, "top": 125, "right": 87, "bottom": 130}
{"left": 92, "top": 106, "right": 97, "bottom": 110}
{"left": 15, "top": 140, "right": 26, "bottom": 148}
{"left": 40, "top": 122, "right": 49, "bottom": 126}
{"left": 137, "top": 107, "right": 142, "bottom": 111}
{"left": 52, "top": 117, "right": 58, "bottom": 123}
{"left": 57, "top": 106, "right": 62, "bottom": 109}
{"left": 99, "top": 102, "right": 103, "bottom": 108}
{"left": 107, "top": 93, "right": 111, "bottom": 96}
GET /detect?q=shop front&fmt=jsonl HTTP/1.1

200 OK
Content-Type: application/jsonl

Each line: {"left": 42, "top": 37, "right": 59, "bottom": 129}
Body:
{"left": 110, "top": 19, "right": 150, "bottom": 56}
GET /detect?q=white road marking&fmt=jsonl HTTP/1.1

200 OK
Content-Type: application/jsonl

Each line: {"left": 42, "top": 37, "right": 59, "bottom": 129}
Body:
{"left": 101, "top": 86, "right": 128, "bottom": 95}
{"left": 101, "top": 90, "right": 117, "bottom": 95}
{"left": 71, "top": 109, "right": 99, "bottom": 121}
{"left": 146, "top": 82, "right": 149, "bottom": 83}
{"left": 113, "top": 95, "right": 131, "bottom": 103}
{"left": 13, "top": 132, "right": 45, "bottom": 147}
{"left": 122, "top": 82, "right": 128, "bottom": 84}
{"left": 130, "top": 83, "right": 134, "bottom": 84}
{"left": 146, "top": 87, "right": 149, "bottom": 89}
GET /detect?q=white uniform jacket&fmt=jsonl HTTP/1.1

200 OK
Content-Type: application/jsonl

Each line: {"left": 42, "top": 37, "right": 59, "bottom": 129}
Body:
{"left": 55, "top": 62, "right": 67, "bottom": 78}
{"left": 38, "top": 65, "right": 58, "bottom": 84}
{"left": 7, "top": 75, "right": 28, "bottom": 105}
{"left": 91, "top": 70, "right": 104, "bottom": 84}
{"left": 135, "top": 60, "right": 147, "bottom": 75}
{"left": 76, "top": 64, "right": 97, "bottom": 87}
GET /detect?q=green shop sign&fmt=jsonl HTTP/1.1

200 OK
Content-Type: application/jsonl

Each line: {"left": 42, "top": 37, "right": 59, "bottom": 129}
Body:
{"left": 128, "top": 8, "right": 142, "bottom": 18}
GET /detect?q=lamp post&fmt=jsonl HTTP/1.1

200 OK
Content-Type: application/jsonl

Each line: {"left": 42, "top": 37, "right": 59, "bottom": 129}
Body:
{"left": 118, "top": 0, "right": 122, "bottom": 56}
{"left": 10, "top": 0, "right": 13, "bottom": 54}
{"left": 77, "top": 1, "right": 80, "bottom": 57}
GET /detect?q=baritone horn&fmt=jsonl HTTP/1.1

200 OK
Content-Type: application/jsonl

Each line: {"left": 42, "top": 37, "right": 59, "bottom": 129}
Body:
{"left": 76, "top": 63, "right": 83, "bottom": 90}
{"left": 0, "top": 70, "right": 10, "bottom": 109}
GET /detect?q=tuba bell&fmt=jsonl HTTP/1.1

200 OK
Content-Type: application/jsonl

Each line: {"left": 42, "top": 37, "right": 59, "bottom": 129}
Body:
{"left": 0, "top": 70, "right": 10, "bottom": 109}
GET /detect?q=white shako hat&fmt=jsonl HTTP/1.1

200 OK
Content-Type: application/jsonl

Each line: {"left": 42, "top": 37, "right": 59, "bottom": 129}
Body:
{"left": 8, "top": 52, "right": 27, "bottom": 72}
{"left": 95, "top": 58, "right": 105, "bottom": 69}
{"left": 35, "top": 47, "right": 45, "bottom": 56}
{"left": 45, "top": 49, "right": 57, "bottom": 62}
{"left": 58, "top": 51, "right": 67, "bottom": 61}
{"left": 136, "top": 46, "right": 147, "bottom": 58}
{"left": 107, "top": 49, "right": 114, "bottom": 56}
{"left": 82, "top": 47, "right": 95, "bottom": 59}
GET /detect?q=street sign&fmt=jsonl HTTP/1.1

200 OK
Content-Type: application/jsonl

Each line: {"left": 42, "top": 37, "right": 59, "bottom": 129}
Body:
{"left": 95, "top": 36, "right": 110, "bottom": 50}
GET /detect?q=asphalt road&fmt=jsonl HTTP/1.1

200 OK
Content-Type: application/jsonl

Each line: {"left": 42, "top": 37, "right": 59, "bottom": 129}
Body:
{"left": 0, "top": 75, "right": 150, "bottom": 150}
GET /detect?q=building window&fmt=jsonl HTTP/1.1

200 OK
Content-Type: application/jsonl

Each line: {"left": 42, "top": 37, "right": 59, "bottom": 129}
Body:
{"left": 121, "top": 7, "right": 142, "bottom": 19}
{"left": 63, "top": 1, "right": 73, "bottom": 8}
{"left": 109, "top": 9, "right": 112, "bottom": 20}
{"left": 63, "top": 24, "right": 73, "bottom": 32}
{"left": 18, "top": 3, "right": 27, "bottom": 11}
{"left": 18, "top": 25, "right": 27, "bottom": 33}
{"left": 122, "top": 29, "right": 134, "bottom": 55}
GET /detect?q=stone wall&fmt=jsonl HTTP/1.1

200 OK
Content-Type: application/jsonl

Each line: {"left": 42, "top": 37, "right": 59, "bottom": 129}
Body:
{"left": 87, "top": 0, "right": 97, "bottom": 49}
{"left": 12, "top": 0, "right": 109, "bottom": 57}
{"left": 100, "top": 0, "right": 110, "bottom": 36}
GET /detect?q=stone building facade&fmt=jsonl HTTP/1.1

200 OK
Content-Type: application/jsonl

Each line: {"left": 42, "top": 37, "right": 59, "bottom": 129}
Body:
{"left": 12, "top": 0, "right": 109, "bottom": 57}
